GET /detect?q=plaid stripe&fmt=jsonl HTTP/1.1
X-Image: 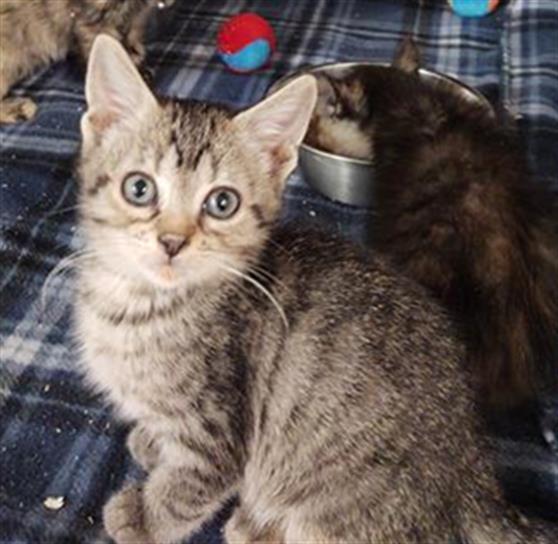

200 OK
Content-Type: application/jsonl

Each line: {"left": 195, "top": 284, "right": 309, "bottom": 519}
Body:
{"left": 1, "top": 1, "right": 557, "bottom": 541}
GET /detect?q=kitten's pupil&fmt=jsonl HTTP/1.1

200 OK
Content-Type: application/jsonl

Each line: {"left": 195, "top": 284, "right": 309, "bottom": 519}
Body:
{"left": 133, "top": 179, "right": 147, "bottom": 198}
{"left": 122, "top": 173, "right": 157, "bottom": 206}
{"left": 134, "top": 179, "right": 148, "bottom": 198}
{"left": 217, "top": 193, "right": 230, "bottom": 211}
{"left": 326, "top": 99, "right": 338, "bottom": 116}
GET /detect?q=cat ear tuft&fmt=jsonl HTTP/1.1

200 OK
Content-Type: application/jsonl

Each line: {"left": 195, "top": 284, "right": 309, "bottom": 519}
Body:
{"left": 393, "top": 36, "right": 421, "bottom": 74}
{"left": 81, "top": 34, "right": 157, "bottom": 143}
{"left": 314, "top": 73, "right": 339, "bottom": 116}
{"left": 234, "top": 75, "right": 318, "bottom": 180}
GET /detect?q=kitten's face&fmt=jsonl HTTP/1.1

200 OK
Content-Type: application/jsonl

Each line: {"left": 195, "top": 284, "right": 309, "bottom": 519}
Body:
{"left": 79, "top": 105, "right": 267, "bottom": 290}
{"left": 305, "top": 71, "right": 373, "bottom": 161}
{"left": 78, "top": 35, "right": 317, "bottom": 291}
{"left": 304, "top": 38, "right": 426, "bottom": 161}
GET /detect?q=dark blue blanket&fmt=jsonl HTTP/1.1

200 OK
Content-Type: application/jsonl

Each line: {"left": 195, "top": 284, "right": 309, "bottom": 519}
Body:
{"left": 1, "top": 1, "right": 557, "bottom": 542}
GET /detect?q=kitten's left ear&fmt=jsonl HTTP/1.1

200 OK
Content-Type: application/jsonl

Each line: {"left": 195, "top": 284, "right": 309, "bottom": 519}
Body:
{"left": 393, "top": 36, "right": 421, "bottom": 74}
{"left": 234, "top": 75, "right": 318, "bottom": 182}
{"left": 81, "top": 34, "right": 157, "bottom": 145}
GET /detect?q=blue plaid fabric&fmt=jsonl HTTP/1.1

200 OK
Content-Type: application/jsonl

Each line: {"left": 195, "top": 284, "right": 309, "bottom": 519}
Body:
{"left": 1, "top": 1, "right": 557, "bottom": 542}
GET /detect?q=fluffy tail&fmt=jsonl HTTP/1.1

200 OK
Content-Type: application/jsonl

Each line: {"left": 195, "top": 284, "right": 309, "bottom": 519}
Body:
{"left": 373, "top": 111, "right": 558, "bottom": 406}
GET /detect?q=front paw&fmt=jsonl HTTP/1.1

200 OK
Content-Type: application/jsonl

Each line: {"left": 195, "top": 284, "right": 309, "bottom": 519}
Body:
{"left": 225, "top": 509, "right": 283, "bottom": 544}
{"left": 127, "top": 425, "right": 160, "bottom": 471}
{"left": 225, "top": 513, "right": 252, "bottom": 544}
{"left": 104, "top": 485, "right": 151, "bottom": 544}
{"left": 0, "top": 97, "right": 38, "bottom": 124}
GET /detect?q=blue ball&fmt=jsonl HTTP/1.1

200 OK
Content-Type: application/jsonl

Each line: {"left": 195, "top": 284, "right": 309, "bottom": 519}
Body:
{"left": 450, "top": 0, "right": 495, "bottom": 17}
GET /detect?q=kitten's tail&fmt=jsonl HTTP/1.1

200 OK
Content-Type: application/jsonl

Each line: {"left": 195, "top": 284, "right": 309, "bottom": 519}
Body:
{"left": 374, "top": 126, "right": 558, "bottom": 406}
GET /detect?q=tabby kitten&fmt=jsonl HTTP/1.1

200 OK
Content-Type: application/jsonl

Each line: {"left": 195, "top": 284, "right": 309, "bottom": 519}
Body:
{"left": 0, "top": 0, "right": 174, "bottom": 124}
{"left": 307, "top": 39, "right": 558, "bottom": 407}
{"left": 74, "top": 35, "right": 557, "bottom": 544}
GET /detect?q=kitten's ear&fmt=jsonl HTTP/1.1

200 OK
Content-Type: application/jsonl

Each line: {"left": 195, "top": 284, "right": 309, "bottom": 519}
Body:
{"left": 314, "top": 73, "right": 339, "bottom": 116}
{"left": 393, "top": 36, "right": 421, "bottom": 74}
{"left": 81, "top": 34, "right": 157, "bottom": 144}
{"left": 234, "top": 75, "right": 318, "bottom": 182}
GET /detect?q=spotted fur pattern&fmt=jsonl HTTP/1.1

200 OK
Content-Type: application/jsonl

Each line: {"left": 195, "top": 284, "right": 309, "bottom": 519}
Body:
{"left": 74, "top": 36, "right": 557, "bottom": 544}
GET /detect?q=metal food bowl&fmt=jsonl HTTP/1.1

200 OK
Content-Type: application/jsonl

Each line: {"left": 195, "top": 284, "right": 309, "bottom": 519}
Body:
{"left": 270, "top": 62, "right": 494, "bottom": 208}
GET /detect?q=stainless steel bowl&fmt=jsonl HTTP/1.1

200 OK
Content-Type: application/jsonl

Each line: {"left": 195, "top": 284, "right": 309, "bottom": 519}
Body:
{"left": 270, "top": 62, "right": 494, "bottom": 208}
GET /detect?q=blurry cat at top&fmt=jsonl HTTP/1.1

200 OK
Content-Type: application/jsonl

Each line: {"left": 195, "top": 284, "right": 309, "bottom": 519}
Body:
{"left": 0, "top": 0, "right": 175, "bottom": 124}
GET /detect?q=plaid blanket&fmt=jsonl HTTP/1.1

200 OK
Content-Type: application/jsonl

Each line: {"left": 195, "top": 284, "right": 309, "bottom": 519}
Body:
{"left": 1, "top": 0, "right": 557, "bottom": 542}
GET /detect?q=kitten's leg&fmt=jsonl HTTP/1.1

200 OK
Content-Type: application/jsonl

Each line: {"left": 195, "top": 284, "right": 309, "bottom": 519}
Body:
{"left": 283, "top": 521, "right": 331, "bottom": 544}
{"left": 125, "top": 8, "right": 152, "bottom": 66}
{"left": 0, "top": 61, "right": 37, "bottom": 124}
{"left": 124, "top": 10, "right": 156, "bottom": 83}
{"left": 75, "top": 26, "right": 122, "bottom": 65}
{"left": 76, "top": 25, "right": 148, "bottom": 79}
{"left": 0, "top": 97, "right": 37, "bottom": 124}
{"left": 126, "top": 424, "right": 160, "bottom": 471}
{"left": 102, "top": 484, "right": 149, "bottom": 544}
{"left": 104, "top": 463, "right": 238, "bottom": 544}
{"left": 225, "top": 506, "right": 284, "bottom": 543}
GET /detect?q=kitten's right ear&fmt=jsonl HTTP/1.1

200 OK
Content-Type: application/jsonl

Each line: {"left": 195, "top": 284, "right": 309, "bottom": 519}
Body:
{"left": 314, "top": 73, "right": 339, "bottom": 117}
{"left": 81, "top": 34, "right": 157, "bottom": 144}
{"left": 393, "top": 36, "right": 421, "bottom": 74}
{"left": 234, "top": 75, "right": 318, "bottom": 184}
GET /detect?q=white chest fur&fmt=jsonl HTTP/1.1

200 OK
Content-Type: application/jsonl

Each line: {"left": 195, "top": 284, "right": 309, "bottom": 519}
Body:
{"left": 75, "top": 279, "right": 191, "bottom": 422}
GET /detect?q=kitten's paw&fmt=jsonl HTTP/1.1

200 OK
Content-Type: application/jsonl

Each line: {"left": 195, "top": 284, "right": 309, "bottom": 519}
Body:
{"left": 104, "top": 485, "right": 152, "bottom": 544}
{"left": 225, "top": 513, "right": 252, "bottom": 544}
{"left": 127, "top": 425, "right": 160, "bottom": 471}
{"left": 225, "top": 510, "right": 283, "bottom": 544}
{"left": 0, "top": 97, "right": 37, "bottom": 124}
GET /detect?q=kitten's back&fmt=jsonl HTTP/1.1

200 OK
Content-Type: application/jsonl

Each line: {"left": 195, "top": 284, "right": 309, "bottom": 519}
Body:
{"left": 243, "top": 227, "right": 556, "bottom": 543}
{"left": 371, "top": 74, "right": 558, "bottom": 405}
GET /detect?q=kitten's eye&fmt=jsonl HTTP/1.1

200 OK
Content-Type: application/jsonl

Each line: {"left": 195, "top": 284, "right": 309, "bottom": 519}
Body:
{"left": 326, "top": 99, "right": 338, "bottom": 116}
{"left": 203, "top": 187, "right": 241, "bottom": 220}
{"left": 122, "top": 173, "right": 157, "bottom": 207}
{"left": 326, "top": 98, "right": 344, "bottom": 118}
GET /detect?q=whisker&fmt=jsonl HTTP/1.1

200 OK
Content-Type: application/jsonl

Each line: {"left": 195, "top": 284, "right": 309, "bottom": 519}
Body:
{"left": 265, "top": 238, "right": 293, "bottom": 261}
{"left": 40, "top": 250, "right": 97, "bottom": 311}
{"left": 201, "top": 250, "right": 288, "bottom": 292}
{"left": 43, "top": 204, "right": 85, "bottom": 219}
{"left": 213, "top": 260, "right": 289, "bottom": 330}
{"left": 40, "top": 236, "right": 149, "bottom": 310}
{"left": 247, "top": 263, "right": 287, "bottom": 292}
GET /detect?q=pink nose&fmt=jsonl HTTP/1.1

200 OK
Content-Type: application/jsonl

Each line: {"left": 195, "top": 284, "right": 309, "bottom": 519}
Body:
{"left": 158, "top": 233, "right": 186, "bottom": 258}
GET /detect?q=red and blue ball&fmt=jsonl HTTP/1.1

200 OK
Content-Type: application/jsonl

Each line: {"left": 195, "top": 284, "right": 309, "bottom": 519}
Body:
{"left": 217, "top": 13, "right": 276, "bottom": 73}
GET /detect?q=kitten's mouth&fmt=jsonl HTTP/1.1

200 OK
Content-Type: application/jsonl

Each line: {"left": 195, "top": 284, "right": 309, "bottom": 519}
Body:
{"left": 159, "top": 264, "right": 177, "bottom": 282}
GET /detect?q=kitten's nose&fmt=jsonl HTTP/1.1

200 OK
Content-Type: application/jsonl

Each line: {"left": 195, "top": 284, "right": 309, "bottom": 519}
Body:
{"left": 158, "top": 233, "right": 186, "bottom": 258}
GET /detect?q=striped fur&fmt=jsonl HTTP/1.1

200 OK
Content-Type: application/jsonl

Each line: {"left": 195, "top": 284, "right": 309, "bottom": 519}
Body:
{"left": 75, "top": 37, "right": 558, "bottom": 544}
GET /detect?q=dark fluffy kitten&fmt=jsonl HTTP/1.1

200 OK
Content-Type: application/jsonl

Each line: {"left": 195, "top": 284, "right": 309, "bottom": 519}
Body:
{"left": 308, "top": 39, "right": 558, "bottom": 407}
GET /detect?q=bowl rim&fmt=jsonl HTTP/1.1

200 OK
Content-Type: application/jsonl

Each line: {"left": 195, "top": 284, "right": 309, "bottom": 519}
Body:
{"left": 273, "top": 61, "right": 494, "bottom": 166}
